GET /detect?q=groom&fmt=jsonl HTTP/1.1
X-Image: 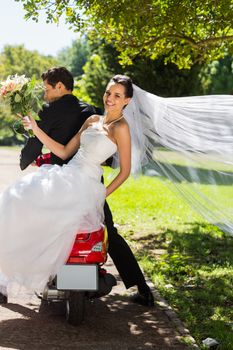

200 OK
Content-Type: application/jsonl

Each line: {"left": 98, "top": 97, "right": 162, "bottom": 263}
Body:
{"left": 6, "top": 67, "right": 153, "bottom": 306}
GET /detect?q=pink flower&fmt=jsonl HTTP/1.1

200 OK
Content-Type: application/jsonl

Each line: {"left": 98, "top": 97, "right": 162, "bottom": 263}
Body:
{"left": 0, "top": 86, "right": 8, "bottom": 96}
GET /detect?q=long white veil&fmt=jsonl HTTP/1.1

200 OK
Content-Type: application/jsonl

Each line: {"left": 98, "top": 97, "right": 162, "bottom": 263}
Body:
{"left": 122, "top": 85, "right": 233, "bottom": 236}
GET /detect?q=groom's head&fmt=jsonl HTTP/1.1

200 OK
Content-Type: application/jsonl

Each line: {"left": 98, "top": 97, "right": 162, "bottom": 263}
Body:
{"left": 41, "top": 67, "right": 74, "bottom": 102}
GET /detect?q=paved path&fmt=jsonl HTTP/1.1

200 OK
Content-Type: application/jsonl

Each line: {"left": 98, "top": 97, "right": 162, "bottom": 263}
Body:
{"left": 0, "top": 147, "right": 197, "bottom": 350}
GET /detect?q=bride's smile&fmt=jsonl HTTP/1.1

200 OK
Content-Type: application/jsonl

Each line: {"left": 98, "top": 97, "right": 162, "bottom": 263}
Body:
{"left": 103, "top": 82, "right": 130, "bottom": 120}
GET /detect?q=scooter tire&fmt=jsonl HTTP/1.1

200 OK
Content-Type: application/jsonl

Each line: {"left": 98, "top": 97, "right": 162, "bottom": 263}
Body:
{"left": 66, "top": 291, "right": 85, "bottom": 326}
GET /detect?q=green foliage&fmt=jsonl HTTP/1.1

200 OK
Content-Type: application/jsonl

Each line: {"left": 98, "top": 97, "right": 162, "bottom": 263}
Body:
{"left": 199, "top": 55, "right": 233, "bottom": 94}
{"left": 0, "top": 104, "right": 15, "bottom": 131}
{"left": 57, "top": 37, "right": 91, "bottom": 78}
{"left": 0, "top": 45, "right": 58, "bottom": 80}
{"left": 71, "top": 37, "right": 204, "bottom": 106}
{"left": 2, "top": 78, "right": 42, "bottom": 116}
{"left": 0, "top": 103, "right": 22, "bottom": 144}
{"left": 0, "top": 75, "right": 43, "bottom": 137}
{"left": 104, "top": 167, "right": 233, "bottom": 349}
{"left": 65, "top": 36, "right": 232, "bottom": 107}
{"left": 74, "top": 53, "right": 114, "bottom": 108}
{"left": 126, "top": 57, "right": 203, "bottom": 97}
{"left": 16, "top": 0, "right": 233, "bottom": 68}
{"left": 71, "top": 40, "right": 122, "bottom": 106}
{"left": 0, "top": 45, "right": 57, "bottom": 143}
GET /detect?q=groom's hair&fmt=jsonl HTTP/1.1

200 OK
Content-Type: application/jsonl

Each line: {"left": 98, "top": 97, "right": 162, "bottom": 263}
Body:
{"left": 41, "top": 67, "right": 74, "bottom": 91}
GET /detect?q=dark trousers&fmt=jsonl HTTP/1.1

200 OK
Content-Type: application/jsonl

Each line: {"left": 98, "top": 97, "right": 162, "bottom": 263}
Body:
{"left": 104, "top": 201, "right": 146, "bottom": 289}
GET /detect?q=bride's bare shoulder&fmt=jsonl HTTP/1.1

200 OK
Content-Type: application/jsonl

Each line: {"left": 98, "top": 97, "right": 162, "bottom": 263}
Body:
{"left": 86, "top": 114, "right": 103, "bottom": 124}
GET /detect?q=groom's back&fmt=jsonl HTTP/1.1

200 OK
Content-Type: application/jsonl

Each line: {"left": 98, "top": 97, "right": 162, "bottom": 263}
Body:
{"left": 20, "top": 95, "right": 100, "bottom": 169}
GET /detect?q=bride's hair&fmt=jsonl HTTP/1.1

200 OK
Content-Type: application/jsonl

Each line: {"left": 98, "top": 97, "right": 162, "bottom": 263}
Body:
{"left": 110, "top": 75, "right": 133, "bottom": 98}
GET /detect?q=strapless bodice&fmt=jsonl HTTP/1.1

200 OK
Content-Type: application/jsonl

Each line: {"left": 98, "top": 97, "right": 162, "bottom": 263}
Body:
{"left": 68, "top": 118, "right": 117, "bottom": 180}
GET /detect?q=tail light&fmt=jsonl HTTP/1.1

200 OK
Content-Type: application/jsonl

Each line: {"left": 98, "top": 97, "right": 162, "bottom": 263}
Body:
{"left": 67, "top": 227, "right": 108, "bottom": 264}
{"left": 75, "top": 233, "right": 91, "bottom": 241}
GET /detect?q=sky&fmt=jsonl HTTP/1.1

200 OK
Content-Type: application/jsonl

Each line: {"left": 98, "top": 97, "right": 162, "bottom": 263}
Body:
{"left": 0, "top": 0, "right": 78, "bottom": 56}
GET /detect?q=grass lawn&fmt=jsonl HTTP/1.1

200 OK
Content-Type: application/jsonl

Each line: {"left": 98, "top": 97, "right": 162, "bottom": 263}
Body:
{"left": 104, "top": 167, "right": 233, "bottom": 350}
{"left": 2, "top": 146, "right": 232, "bottom": 349}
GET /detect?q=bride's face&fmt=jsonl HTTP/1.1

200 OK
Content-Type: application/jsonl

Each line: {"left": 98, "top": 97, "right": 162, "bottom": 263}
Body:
{"left": 103, "top": 82, "right": 130, "bottom": 115}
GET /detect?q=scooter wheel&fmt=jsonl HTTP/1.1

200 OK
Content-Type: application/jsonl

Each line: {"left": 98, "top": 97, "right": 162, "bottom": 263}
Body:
{"left": 66, "top": 291, "right": 85, "bottom": 326}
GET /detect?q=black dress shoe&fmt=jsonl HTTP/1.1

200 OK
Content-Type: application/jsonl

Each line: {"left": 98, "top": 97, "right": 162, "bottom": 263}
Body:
{"left": 0, "top": 292, "right": 7, "bottom": 304}
{"left": 130, "top": 290, "right": 154, "bottom": 307}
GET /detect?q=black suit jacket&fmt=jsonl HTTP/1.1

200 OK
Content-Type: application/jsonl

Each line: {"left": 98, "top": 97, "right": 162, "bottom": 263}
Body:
{"left": 20, "top": 94, "right": 100, "bottom": 170}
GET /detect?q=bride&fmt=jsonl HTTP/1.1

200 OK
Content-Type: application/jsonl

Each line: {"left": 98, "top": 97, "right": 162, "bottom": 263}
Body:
{"left": 1, "top": 72, "right": 233, "bottom": 300}
{"left": 0, "top": 75, "right": 132, "bottom": 296}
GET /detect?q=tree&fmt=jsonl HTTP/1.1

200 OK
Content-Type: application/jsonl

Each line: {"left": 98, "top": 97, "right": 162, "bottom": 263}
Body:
{"left": 199, "top": 55, "right": 233, "bottom": 94}
{"left": 74, "top": 53, "right": 114, "bottom": 108}
{"left": 0, "top": 103, "right": 19, "bottom": 145}
{"left": 57, "top": 37, "right": 91, "bottom": 78}
{"left": 73, "top": 39, "right": 203, "bottom": 108}
{"left": 126, "top": 58, "right": 203, "bottom": 97}
{"left": 16, "top": 0, "right": 233, "bottom": 68}
{"left": 0, "top": 45, "right": 58, "bottom": 79}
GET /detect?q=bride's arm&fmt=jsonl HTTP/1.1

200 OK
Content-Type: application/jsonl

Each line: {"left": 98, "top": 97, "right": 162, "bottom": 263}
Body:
{"left": 105, "top": 123, "right": 131, "bottom": 197}
{"left": 23, "top": 116, "right": 92, "bottom": 160}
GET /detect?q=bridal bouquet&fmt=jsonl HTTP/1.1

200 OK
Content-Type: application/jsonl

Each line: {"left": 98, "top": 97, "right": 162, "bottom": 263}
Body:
{"left": 0, "top": 74, "right": 43, "bottom": 137}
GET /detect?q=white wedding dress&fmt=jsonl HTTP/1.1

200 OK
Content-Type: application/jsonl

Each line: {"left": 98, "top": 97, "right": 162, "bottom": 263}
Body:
{"left": 0, "top": 117, "right": 117, "bottom": 293}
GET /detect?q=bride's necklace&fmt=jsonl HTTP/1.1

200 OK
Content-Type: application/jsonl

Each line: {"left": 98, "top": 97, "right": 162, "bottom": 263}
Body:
{"left": 103, "top": 114, "right": 123, "bottom": 127}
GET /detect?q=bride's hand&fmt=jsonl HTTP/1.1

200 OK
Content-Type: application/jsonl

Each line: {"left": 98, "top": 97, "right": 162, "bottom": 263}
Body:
{"left": 21, "top": 115, "right": 37, "bottom": 131}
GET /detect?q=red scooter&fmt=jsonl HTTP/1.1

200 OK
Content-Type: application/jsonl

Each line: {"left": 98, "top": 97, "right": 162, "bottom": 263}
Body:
{"left": 36, "top": 154, "right": 117, "bottom": 326}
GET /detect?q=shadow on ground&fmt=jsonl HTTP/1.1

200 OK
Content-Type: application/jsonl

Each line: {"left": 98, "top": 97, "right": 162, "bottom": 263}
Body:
{"left": 0, "top": 293, "right": 189, "bottom": 350}
{"left": 132, "top": 222, "right": 233, "bottom": 349}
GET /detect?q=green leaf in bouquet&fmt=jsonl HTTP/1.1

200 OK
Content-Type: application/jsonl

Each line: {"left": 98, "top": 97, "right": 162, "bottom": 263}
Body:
{"left": 25, "top": 85, "right": 33, "bottom": 96}
{"left": 10, "top": 102, "right": 23, "bottom": 115}
{"left": 1, "top": 74, "right": 43, "bottom": 137}
{"left": 20, "top": 84, "right": 28, "bottom": 94}
{"left": 14, "top": 93, "right": 22, "bottom": 103}
{"left": 27, "top": 129, "right": 34, "bottom": 137}
{"left": 30, "top": 110, "right": 41, "bottom": 121}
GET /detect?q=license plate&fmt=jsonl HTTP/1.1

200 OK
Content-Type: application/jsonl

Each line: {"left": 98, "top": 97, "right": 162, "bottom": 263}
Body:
{"left": 57, "top": 264, "right": 98, "bottom": 290}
